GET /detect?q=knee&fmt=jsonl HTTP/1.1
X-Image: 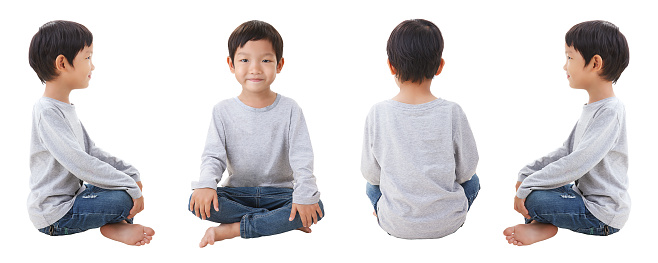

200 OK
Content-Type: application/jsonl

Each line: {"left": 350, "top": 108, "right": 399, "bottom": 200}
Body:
{"left": 103, "top": 190, "right": 134, "bottom": 214}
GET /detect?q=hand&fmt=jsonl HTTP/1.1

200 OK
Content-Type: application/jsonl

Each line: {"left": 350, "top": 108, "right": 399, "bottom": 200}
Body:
{"left": 289, "top": 203, "right": 323, "bottom": 228}
{"left": 190, "top": 188, "right": 218, "bottom": 220}
{"left": 514, "top": 196, "right": 530, "bottom": 219}
{"left": 128, "top": 196, "right": 144, "bottom": 219}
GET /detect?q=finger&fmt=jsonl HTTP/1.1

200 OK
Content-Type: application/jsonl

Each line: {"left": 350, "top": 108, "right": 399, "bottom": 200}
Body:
{"left": 190, "top": 198, "right": 195, "bottom": 212}
{"left": 289, "top": 205, "right": 297, "bottom": 221}
{"left": 304, "top": 213, "right": 311, "bottom": 227}
{"left": 316, "top": 205, "right": 324, "bottom": 219}
{"left": 311, "top": 210, "right": 318, "bottom": 225}
{"left": 204, "top": 202, "right": 211, "bottom": 220}
{"left": 213, "top": 194, "right": 219, "bottom": 212}
{"left": 194, "top": 202, "right": 201, "bottom": 219}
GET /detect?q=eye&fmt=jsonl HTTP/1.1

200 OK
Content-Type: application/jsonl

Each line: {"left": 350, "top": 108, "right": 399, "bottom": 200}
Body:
{"left": 262, "top": 59, "right": 272, "bottom": 63}
{"left": 239, "top": 59, "right": 248, "bottom": 62}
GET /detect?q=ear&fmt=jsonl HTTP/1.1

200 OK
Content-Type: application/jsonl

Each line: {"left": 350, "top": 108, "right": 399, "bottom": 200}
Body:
{"left": 276, "top": 57, "right": 284, "bottom": 73}
{"left": 590, "top": 55, "right": 604, "bottom": 72}
{"left": 387, "top": 59, "right": 397, "bottom": 75}
{"left": 227, "top": 56, "right": 235, "bottom": 73}
{"left": 435, "top": 58, "right": 446, "bottom": 76}
{"left": 54, "top": 54, "right": 68, "bottom": 72}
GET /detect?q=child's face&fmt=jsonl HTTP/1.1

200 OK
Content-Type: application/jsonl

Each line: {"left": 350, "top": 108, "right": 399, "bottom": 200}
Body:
{"left": 61, "top": 44, "right": 95, "bottom": 89}
{"left": 563, "top": 44, "right": 592, "bottom": 90}
{"left": 228, "top": 39, "right": 283, "bottom": 94}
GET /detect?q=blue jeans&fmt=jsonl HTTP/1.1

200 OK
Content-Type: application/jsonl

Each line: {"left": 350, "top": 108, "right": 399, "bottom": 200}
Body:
{"left": 188, "top": 187, "right": 324, "bottom": 239}
{"left": 366, "top": 174, "right": 481, "bottom": 214}
{"left": 38, "top": 185, "right": 134, "bottom": 236}
{"left": 524, "top": 184, "right": 619, "bottom": 236}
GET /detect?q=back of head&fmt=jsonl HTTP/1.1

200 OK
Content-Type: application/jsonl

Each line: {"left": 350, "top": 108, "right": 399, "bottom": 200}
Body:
{"left": 565, "top": 20, "right": 629, "bottom": 83}
{"left": 28, "top": 20, "right": 93, "bottom": 84}
{"left": 228, "top": 20, "right": 283, "bottom": 65}
{"left": 387, "top": 19, "right": 444, "bottom": 84}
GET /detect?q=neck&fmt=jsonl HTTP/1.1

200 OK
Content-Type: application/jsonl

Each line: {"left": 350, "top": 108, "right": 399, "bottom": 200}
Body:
{"left": 392, "top": 78, "right": 437, "bottom": 104}
{"left": 238, "top": 89, "right": 277, "bottom": 108}
{"left": 43, "top": 82, "right": 73, "bottom": 104}
{"left": 585, "top": 81, "right": 615, "bottom": 104}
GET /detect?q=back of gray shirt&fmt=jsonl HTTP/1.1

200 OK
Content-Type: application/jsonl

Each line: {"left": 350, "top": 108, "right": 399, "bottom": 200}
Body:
{"left": 362, "top": 99, "right": 478, "bottom": 239}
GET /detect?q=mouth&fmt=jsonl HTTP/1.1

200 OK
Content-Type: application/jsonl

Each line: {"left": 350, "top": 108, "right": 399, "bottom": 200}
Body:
{"left": 247, "top": 78, "right": 263, "bottom": 82}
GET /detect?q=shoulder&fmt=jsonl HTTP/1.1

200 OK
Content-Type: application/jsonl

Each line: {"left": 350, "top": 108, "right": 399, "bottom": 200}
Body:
{"left": 444, "top": 99, "right": 468, "bottom": 117}
{"left": 276, "top": 94, "right": 301, "bottom": 110}
{"left": 34, "top": 98, "right": 66, "bottom": 121}
{"left": 367, "top": 100, "right": 393, "bottom": 114}
{"left": 212, "top": 97, "right": 236, "bottom": 110}
{"left": 593, "top": 97, "right": 625, "bottom": 121}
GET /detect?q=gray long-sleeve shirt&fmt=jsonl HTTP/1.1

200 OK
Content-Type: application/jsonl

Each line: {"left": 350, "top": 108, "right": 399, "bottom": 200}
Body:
{"left": 28, "top": 97, "right": 141, "bottom": 229}
{"left": 362, "top": 99, "right": 478, "bottom": 239}
{"left": 192, "top": 94, "right": 320, "bottom": 204}
{"left": 517, "top": 97, "right": 630, "bottom": 229}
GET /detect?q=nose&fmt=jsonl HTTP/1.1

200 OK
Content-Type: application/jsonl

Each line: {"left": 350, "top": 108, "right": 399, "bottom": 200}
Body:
{"left": 249, "top": 61, "right": 262, "bottom": 74}
{"left": 91, "top": 60, "right": 95, "bottom": 71}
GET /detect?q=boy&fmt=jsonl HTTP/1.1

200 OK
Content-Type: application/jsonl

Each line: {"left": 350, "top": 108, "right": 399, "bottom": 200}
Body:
{"left": 503, "top": 20, "right": 630, "bottom": 246}
{"left": 189, "top": 20, "right": 324, "bottom": 248}
{"left": 27, "top": 20, "right": 154, "bottom": 246}
{"left": 361, "top": 19, "right": 480, "bottom": 239}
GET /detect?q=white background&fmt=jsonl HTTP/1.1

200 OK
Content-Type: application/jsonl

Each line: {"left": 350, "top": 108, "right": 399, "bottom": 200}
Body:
{"left": 1, "top": 0, "right": 656, "bottom": 261}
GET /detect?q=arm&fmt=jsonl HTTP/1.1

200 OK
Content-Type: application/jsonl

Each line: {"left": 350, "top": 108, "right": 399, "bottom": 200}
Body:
{"left": 361, "top": 114, "right": 381, "bottom": 185}
{"left": 453, "top": 106, "right": 478, "bottom": 184}
{"left": 517, "top": 129, "right": 573, "bottom": 183}
{"left": 286, "top": 106, "right": 323, "bottom": 226}
{"left": 287, "top": 106, "right": 320, "bottom": 205}
{"left": 516, "top": 109, "right": 621, "bottom": 199}
{"left": 37, "top": 109, "right": 141, "bottom": 199}
{"left": 83, "top": 125, "right": 141, "bottom": 182}
{"left": 190, "top": 106, "right": 227, "bottom": 219}
{"left": 194, "top": 106, "right": 228, "bottom": 189}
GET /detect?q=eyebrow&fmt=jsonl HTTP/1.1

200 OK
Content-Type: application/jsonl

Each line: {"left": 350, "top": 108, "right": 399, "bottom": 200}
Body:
{"left": 236, "top": 52, "right": 275, "bottom": 56}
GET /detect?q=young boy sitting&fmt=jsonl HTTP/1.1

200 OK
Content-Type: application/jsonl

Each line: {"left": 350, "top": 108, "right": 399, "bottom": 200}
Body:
{"left": 361, "top": 19, "right": 480, "bottom": 239}
{"left": 503, "top": 20, "right": 630, "bottom": 246}
{"left": 189, "top": 20, "right": 324, "bottom": 247}
{"left": 27, "top": 20, "right": 154, "bottom": 246}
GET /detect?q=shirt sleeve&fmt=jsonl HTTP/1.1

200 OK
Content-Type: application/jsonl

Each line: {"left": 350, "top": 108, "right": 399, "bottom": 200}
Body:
{"left": 453, "top": 105, "right": 478, "bottom": 184}
{"left": 37, "top": 109, "right": 141, "bottom": 199}
{"left": 193, "top": 105, "right": 228, "bottom": 190}
{"left": 516, "top": 108, "right": 621, "bottom": 199}
{"left": 288, "top": 106, "right": 320, "bottom": 204}
{"left": 83, "top": 125, "right": 141, "bottom": 183}
{"left": 361, "top": 111, "right": 381, "bottom": 185}
{"left": 516, "top": 128, "right": 574, "bottom": 183}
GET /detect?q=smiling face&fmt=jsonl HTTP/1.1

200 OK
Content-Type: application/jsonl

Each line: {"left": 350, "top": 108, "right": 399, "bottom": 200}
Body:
{"left": 563, "top": 44, "right": 593, "bottom": 90}
{"left": 228, "top": 39, "right": 283, "bottom": 95}
{"left": 65, "top": 44, "right": 95, "bottom": 89}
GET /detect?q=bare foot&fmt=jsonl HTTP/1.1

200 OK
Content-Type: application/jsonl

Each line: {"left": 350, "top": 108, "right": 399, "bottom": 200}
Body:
{"left": 297, "top": 226, "right": 312, "bottom": 233}
{"left": 199, "top": 222, "right": 240, "bottom": 248}
{"left": 503, "top": 222, "right": 558, "bottom": 246}
{"left": 100, "top": 222, "right": 155, "bottom": 246}
{"left": 372, "top": 210, "right": 377, "bottom": 217}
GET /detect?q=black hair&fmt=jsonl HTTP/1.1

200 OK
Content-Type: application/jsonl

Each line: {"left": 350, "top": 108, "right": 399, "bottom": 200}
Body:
{"left": 228, "top": 20, "right": 283, "bottom": 65}
{"left": 565, "top": 20, "right": 629, "bottom": 83}
{"left": 387, "top": 19, "right": 444, "bottom": 84}
{"left": 28, "top": 20, "right": 93, "bottom": 84}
